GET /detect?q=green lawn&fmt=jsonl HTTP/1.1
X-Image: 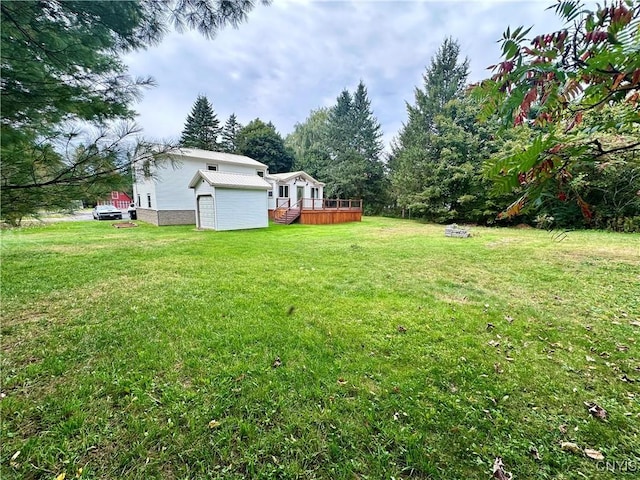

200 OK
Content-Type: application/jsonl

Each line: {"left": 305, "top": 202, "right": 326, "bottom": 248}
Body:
{"left": 1, "top": 217, "right": 638, "bottom": 479}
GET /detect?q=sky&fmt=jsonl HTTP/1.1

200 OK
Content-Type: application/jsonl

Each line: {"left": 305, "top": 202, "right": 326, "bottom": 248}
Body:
{"left": 124, "top": 0, "right": 567, "bottom": 150}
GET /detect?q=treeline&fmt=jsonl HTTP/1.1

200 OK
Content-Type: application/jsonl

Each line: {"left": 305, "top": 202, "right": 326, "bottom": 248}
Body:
{"left": 3, "top": 1, "right": 637, "bottom": 230}
{"left": 179, "top": 95, "right": 294, "bottom": 174}
{"left": 285, "top": 37, "right": 639, "bottom": 231}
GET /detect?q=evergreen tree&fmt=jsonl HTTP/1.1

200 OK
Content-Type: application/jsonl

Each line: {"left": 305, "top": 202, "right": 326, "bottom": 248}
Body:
{"left": 1, "top": 0, "right": 268, "bottom": 225}
{"left": 236, "top": 119, "right": 294, "bottom": 173}
{"left": 179, "top": 95, "right": 221, "bottom": 150}
{"left": 324, "top": 82, "right": 387, "bottom": 212}
{"left": 220, "top": 113, "right": 243, "bottom": 153}
{"left": 390, "top": 38, "right": 480, "bottom": 221}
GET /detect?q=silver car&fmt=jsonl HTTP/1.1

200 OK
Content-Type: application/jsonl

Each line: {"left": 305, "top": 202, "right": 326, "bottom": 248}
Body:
{"left": 92, "top": 205, "right": 123, "bottom": 220}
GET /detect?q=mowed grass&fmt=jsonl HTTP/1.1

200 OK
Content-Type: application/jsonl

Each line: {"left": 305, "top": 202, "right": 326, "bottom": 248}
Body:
{"left": 1, "top": 217, "right": 638, "bottom": 479}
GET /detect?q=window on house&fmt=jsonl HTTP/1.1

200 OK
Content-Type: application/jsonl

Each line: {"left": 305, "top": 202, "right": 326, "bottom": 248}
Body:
{"left": 257, "top": 170, "right": 264, "bottom": 177}
{"left": 311, "top": 187, "right": 319, "bottom": 199}
{"left": 111, "top": 191, "right": 118, "bottom": 199}
{"left": 147, "top": 194, "right": 152, "bottom": 208}
{"left": 279, "top": 185, "right": 289, "bottom": 198}
{"left": 268, "top": 191, "right": 273, "bottom": 197}
{"left": 206, "top": 164, "right": 218, "bottom": 171}
{"left": 136, "top": 194, "right": 141, "bottom": 207}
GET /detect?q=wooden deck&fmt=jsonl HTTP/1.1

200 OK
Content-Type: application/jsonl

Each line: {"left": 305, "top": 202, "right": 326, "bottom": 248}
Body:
{"left": 270, "top": 198, "right": 362, "bottom": 225}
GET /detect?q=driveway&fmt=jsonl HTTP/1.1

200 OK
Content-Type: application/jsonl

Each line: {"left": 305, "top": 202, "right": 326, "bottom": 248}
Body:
{"left": 25, "top": 209, "right": 135, "bottom": 223}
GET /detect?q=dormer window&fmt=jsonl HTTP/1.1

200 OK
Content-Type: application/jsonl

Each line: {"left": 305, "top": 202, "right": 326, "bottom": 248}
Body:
{"left": 257, "top": 170, "right": 264, "bottom": 177}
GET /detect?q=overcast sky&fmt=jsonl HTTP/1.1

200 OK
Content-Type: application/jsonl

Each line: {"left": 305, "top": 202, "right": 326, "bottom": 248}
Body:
{"left": 124, "top": 0, "right": 567, "bottom": 150}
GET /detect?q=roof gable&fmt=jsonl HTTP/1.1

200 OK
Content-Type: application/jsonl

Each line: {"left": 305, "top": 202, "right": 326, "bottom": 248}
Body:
{"left": 188, "top": 170, "right": 272, "bottom": 190}
{"left": 266, "top": 171, "right": 325, "bottom": 186}
{"left": 167, "top": 148, "right": 267, "bottom": 168}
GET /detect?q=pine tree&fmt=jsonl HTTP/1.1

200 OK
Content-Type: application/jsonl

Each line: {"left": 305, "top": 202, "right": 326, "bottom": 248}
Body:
{"left": 220, "top": 113, "right": 243, "bottom": 153}
{"left": 1, "top": 0, "right": 268, "bottom": 225}
{"left": 179, "top": 95, "right": 221, "bottom": 150}
{"left": 390, "top": 38, "right": 475, "bottom": 221}
{"left": 323, "top": 82, "right": 387, "bottom": 212}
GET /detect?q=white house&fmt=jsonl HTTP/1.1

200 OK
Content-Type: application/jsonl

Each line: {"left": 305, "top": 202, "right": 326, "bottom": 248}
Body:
{"left": 266, "top": 171, "right": 325, "bottom": 213}
{"left": 133, "top": 148, "right": 268, "bottom": 226}
{"left": 188, "top": 170, "right": 271, "bottom": 230}
{"left": 133, "top": 147, "right": 360, "bottom": 228}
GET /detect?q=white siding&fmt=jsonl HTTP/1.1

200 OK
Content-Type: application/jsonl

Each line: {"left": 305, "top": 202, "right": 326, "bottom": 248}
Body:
{"left": 133, "top": 156, "right": 266, "bottom": 212}
{"left": 215, "top": 188, "right": 268, "bottom": 231}
{"left": 132, "top": 172, "right": 157, "bottom": 208}
{"left": 218, "top": 164, "right": 263, "bottom": 176}
{"left": 153, "top": 163, "right": 198, "bottom": 211}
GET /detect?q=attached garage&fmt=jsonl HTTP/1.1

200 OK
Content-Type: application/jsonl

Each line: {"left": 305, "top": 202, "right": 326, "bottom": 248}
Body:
{"left": 189, "top": 170, "right": 271, "bottom": 231}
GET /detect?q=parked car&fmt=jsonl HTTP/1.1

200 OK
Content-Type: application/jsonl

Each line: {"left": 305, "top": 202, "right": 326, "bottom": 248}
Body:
{"left": 93, "top": 205, "right": 123, "bottom": 220}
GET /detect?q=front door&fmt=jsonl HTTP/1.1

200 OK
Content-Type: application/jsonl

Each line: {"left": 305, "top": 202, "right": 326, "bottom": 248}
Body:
{"left": 297, "top": 186, "right": 304, "bottom": 208}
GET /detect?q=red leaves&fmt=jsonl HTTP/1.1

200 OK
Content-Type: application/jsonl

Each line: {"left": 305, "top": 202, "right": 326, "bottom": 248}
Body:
{"left": 577, "top": 196, "right": 593, "bottom": 220}
{"left": 564, "top": 111, "right": 583, "bottom": 132}
{"left": 501, "top": 196, "right": 526, "bottom": 218}
{"left": 519, "top": 86, "right": 538, "bottom": 119}
{"left": 584, "top": 30, "right": 608, "bottom": 44}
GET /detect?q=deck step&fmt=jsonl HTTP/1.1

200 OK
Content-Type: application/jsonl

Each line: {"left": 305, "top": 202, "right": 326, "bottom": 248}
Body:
{"left": 274, "top": 208, "right": 300, "bottom": 225}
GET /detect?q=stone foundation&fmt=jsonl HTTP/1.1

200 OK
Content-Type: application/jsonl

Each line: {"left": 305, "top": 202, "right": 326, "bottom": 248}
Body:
{"left": 135, "top": 209, "right": 196, "bottom": 226}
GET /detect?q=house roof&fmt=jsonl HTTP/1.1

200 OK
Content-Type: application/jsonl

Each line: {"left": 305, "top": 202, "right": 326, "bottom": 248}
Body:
{"left": 188, "top": 170, "right": 272, "bottom": 190}
{"left": 266, "top": 171, "right": 325, "bottom": 186}
{"left": 168, "top": 148, "right": 268, "bottom": 168}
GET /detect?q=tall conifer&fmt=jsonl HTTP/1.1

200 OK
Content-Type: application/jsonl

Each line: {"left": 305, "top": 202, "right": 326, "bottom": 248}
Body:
{"left": 179, "top": 95, "right": 221, "bottom": 150}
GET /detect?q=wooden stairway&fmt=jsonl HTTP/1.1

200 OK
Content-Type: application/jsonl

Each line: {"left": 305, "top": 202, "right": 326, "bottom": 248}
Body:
{"left": 274, "top": 208, "right": 301, "bottom": 225}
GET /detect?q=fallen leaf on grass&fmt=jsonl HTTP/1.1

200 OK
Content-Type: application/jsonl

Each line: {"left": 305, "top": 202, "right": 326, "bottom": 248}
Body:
{"left": 561, "top": 442, "right": 581, "bottom": 454}
{"left": 621, "top": 374, "right": 635, "bottom": 383}
{"left": 397, "top": 325, "right": 407, "bottom": 333}
{"left": 494, "top": 363, "right": 503, "bottom": 374}
{"left": 208, "top": 420, "right": 221, "bottom": 429}
{"left": 584, "top": 402, "right": 607, "bottom": 420}
{"left": 529, "top": 447, "right": 541, "bottom": 461}
{"left": 492, "top": 457, "right": 513, "bottom": 480}
{"left": 488, "top": 340, "right": 500, "bottom": 347}
{"left": 504, "top": 315, "right": 514, "bottom": 323}
{"left": 559, "top": 424, "right": 568, "bottom": 434}
{"left": 337, "top": 378, "right": 347, "bottom": 386}
{"left": 584, "top": 448, "right": 604, "bottom": 461}
{"left": 630, "top": 321, "right": 640, "bottom": 327}
{"left": 10, "top": 451, "right": 20, "bottom": 461}
{"left": 617, "top": 344, "right": 629, "bottom": 352}
{"left": 487, "top": 323, "right": 495, "bottom": 331}
{"left": 272, "top": 357, "right": 282, "bottom": 368}
{"left": 585, "top": 356, "right": 596, "bottom": 363}
{"left": 55, "top": 474, "right": 66, "bottom": 480}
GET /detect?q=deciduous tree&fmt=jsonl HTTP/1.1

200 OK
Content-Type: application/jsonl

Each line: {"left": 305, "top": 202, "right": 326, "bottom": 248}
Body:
{"left": 474, "top": 0, "right": 640, "bottom": 220}
{"left": 236, "top": 119, "right": 294, "bottom": 173}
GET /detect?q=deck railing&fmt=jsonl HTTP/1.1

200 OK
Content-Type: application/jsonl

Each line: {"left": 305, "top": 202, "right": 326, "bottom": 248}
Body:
{"left": 275, "top": 198, "right": 363, "bottom": 211}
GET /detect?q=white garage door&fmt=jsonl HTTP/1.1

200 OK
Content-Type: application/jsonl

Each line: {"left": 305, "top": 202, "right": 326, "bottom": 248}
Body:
{"left": 197, "top": 195, "right": 215, "bottom": 229}
{"left": 215, "top": 188, "right": 267, "bottom": 231}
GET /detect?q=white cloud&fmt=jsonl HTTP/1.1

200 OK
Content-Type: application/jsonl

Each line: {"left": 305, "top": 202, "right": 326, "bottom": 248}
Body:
{"left": 124, "top": 0, "right": 567, "bottom": 148}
